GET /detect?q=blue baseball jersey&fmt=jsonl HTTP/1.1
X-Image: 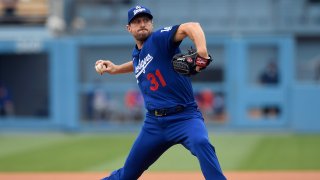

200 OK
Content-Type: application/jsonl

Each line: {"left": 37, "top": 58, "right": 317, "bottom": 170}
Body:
{"left": 132, "top": 25, "right": 196, "bottom": 110}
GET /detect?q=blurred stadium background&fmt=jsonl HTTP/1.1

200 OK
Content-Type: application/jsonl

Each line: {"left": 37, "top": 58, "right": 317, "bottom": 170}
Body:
{"left": 0, "top": 0, "right": 320, "bottom": 176}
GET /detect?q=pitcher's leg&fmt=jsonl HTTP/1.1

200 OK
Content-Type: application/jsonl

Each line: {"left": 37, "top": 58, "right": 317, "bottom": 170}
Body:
{"left": 181, "top": 118, "right": 226, "bottom": 180}
{"left": 102, "top": 123, "right": 171, "bottom": 180}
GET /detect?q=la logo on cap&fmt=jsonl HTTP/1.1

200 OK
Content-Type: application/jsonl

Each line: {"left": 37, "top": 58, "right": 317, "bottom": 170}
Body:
{"left": 133, "top": 6, "right": 146, "bottom": 15}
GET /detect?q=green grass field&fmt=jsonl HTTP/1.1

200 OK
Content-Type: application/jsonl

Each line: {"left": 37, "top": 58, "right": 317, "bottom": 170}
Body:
{"left": 0, "top": 133, "right": 320, "bottom": 172}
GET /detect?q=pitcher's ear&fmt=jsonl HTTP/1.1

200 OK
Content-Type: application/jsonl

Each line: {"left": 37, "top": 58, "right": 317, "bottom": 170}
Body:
{"left": 126, "top": 24, "right": 131, "bottom": 32}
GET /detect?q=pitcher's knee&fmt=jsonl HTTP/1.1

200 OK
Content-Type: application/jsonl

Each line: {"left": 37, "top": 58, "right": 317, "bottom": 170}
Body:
{"left": 191, "top": 136, "right": 214, "bottom": 150}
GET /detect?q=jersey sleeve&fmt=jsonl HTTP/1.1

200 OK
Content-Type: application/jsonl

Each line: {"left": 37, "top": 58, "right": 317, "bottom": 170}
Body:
{"left": 153, "top": 25, "right": 181, "bottom": 55}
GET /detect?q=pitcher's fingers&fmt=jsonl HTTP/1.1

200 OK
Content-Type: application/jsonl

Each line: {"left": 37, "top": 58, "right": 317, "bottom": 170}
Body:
{"left": 95, "top": 60, "right": 104, "bottom": 65}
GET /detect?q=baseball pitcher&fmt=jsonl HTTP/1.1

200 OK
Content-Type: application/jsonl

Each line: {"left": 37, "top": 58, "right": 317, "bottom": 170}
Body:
{"left": 95, "top": 5, "right": 226, "bottom": 180}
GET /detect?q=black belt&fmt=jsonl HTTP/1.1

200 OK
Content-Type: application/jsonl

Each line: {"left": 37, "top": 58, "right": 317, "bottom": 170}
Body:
{"left": 149, "top": 105, "right": 185, "bottom": 117}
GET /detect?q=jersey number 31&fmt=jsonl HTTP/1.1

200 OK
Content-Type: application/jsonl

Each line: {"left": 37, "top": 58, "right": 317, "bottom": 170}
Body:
{"left": 147, "top": 69, "right": 167, "bottom": 91}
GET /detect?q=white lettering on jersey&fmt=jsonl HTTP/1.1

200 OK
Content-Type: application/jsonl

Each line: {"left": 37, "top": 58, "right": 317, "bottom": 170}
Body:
{"left": 161, "top": 26, "right": 172, "bottom": 32}
{"left": 135, "top": 54, "right": 154, "bottom": 80}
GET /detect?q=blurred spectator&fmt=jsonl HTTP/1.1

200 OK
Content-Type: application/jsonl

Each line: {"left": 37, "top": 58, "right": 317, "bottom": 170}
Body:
{"left": 125, "top": 89, "right": 143, "bottom": 122}
{"left": 196, "top": 89, "right": 214, "bottom": 121}
{"left": 213, "top": 92, "right": 225, "bottom": 121}
{"left": 195, "top": 89, "right": 226, "bottom": 122}
{"left": 258, "top": 61, "right": 280, "bottom": 118}
{"left": 259, "top": 61, "right": 279, "bottom": 85}
{"left": 0, "top": 0, "right": 21, "bottom": 24}
{"left": 91, "top": 88, "right": 110, "bottom": 121}
{"left": 0, "top": 82, "right": 15, "bottom": 116}
{"left": 1, "top": 0, "right": 18, "bottom": 16}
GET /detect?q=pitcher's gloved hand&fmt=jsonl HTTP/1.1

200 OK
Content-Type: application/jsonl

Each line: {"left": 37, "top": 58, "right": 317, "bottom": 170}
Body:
{"left": 172, "top": 48, "right": 212, "bottom": 76}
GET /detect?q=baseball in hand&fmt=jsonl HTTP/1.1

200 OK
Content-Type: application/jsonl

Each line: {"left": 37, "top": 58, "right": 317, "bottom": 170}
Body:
{"left": 95, "top": 63, "right": 105, "bottom": 75}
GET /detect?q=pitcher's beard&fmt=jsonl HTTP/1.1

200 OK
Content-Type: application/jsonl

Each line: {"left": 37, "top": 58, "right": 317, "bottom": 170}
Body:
{"left": 135, "top": 31, "right": 150, "bottom": 42}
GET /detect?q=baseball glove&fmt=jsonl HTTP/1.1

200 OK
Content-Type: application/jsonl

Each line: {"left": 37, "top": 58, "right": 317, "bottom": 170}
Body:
{"left": 172, "top": 48, "right": 212, "bottom": 76}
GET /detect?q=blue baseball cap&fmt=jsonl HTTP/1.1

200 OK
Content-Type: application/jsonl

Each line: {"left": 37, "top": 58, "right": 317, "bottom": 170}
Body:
{"left": 128, "top": 5, "right": 153, "bottom": 24}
